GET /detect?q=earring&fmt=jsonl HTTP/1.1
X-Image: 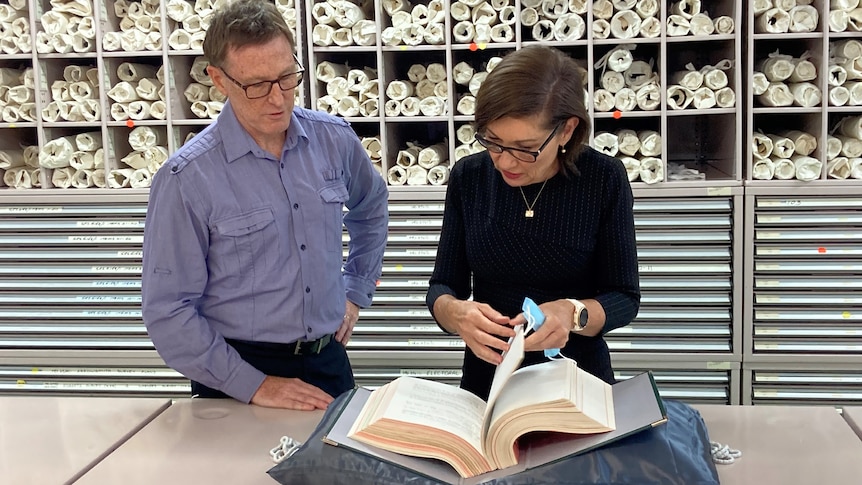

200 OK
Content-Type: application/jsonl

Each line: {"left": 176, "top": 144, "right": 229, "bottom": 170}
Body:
{"left": 560, "top": 147, "right": 567, "bottom": 154}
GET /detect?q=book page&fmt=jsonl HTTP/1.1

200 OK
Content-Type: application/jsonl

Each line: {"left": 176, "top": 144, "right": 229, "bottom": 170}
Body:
{"left": 381, "top": 376, "right": 488, "bottom": 454}
{"left": 577, "top": 368, "right": 615, "bottom": 428}
{"left": 482, "top": 325, "right": 526, "bottom": 432}
{"left": 487, "top": 359, "right": 574, "bottom": 427}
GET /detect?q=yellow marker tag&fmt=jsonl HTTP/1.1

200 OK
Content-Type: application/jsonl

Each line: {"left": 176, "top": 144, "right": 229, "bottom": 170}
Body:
{"left": 17, "top": 379, "right": 26, "bottom": 385}
{"left": 399, "top": 45, "right": 407, "bottom": 51}
{"left": 31, "top": 367, "right": 39, "bottom": 373}
{"left": 9, "top": 124, "right": 15, "bottom": 128}
{"left": 395, "top": 264, "right": 403, "bottom": 271}
{"left": 843, "top": 311, "right": 852, "bottom": 319}
{"left": 478, "top": 43, "right": 487, "bottom": 49}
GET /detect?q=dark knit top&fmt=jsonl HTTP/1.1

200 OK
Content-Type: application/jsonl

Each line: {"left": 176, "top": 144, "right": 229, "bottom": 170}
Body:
{"left": 426, "top": 147, "right": 641, "bottom": 399}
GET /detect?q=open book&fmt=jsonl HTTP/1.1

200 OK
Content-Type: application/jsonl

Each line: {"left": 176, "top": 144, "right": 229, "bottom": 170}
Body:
{"left": 345, "top": 325, "right": 617, "bottom": 478}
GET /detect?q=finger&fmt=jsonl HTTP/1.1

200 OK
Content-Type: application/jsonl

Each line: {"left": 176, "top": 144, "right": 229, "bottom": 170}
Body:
{"left": 509, "top": 314, "right": 527, "bottom": 327}
{"left": 335, "top": 319, "right": 349, "bottom": 343}
{"left": 477, "top": 303, "right": 512, "bottom": 324}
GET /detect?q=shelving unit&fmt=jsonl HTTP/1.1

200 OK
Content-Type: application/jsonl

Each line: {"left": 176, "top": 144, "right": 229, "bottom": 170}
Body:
{"left": 2, "top": 0, "right": 861, "bottom": 406}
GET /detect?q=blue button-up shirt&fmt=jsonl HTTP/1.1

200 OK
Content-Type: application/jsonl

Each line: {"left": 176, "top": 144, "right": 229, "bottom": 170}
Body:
{"left": 141, "top": 102, "right": 388, "bottom": 403}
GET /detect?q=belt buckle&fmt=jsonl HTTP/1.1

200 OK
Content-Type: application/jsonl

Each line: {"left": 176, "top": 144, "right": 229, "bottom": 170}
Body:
{"left": 294, "top": 340, "right": 304, "bottom": 356}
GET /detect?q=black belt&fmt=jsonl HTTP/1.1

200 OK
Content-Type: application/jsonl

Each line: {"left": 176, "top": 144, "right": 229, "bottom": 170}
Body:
{"left": 289, "top": 333, "right": 333, "bottom": 355}
{"left": 225, "top": 334, "right": 334, "bottom": 356}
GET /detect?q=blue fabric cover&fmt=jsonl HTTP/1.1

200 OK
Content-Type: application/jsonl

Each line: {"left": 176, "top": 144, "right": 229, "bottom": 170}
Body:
{"left": 267, "top": 391, "right": 719, "bottom": 485}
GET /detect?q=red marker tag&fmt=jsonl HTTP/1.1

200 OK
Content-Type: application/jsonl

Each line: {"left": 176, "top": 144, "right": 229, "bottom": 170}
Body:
{"left": 612, "top": 110, "right": 622, "bottom": 119}
{"left": 126, "top": 120, "right": 135, "bottom": 128}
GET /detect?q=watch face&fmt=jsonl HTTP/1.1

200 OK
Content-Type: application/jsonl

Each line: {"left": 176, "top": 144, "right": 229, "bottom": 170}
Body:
{"left": 575, "top": 308, "right": 588, "bottom": 330}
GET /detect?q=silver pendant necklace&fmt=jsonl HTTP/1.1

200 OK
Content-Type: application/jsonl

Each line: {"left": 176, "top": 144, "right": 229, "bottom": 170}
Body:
{"left": 518, "top": 179, "right": 549, "bottom": 218}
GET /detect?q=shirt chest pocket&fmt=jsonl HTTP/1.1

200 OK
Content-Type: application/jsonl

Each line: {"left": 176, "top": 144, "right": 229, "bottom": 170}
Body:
{"left": 212, "top": 208, "right": 280, "bottom": 285}
{"left": 317, "top": 183, "right": 349, "bottom": 253}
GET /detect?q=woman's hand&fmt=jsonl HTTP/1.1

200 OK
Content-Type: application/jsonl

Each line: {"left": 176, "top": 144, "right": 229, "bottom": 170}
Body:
{"left": 434, "top": 296, "right": 514, "bottom": 365}
{"left": 510, "top": 299, "right": 574, "bottom": 353}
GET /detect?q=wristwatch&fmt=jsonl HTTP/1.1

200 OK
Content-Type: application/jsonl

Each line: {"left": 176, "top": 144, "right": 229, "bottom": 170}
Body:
{"left": 566, "top": 299, "right": 588, "bottom": 332}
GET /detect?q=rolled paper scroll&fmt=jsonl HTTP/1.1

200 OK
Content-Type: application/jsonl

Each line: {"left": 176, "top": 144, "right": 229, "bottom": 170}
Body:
{"left": 625, "top": 60, "right": 656, "bottom": 90}
{"left": 666, "top": 15, "right": 690, "bottom": 36}
{"left": 360, "top": 81, "right": 379, "bottom": 101}
{"left": 593, "top": 89, "right": 615, "bottom": 111}
{"left": 531, "top": 20, "right": 555, "bottom": 41}
{"left": 68, "top": 81, "right": 95, "bottom": 102}
{"left": 851, "top": 158, "right": 862, "bottom": 179}
{"left": 110, "top": 102, "right": 130, "bottom": 121}
{"left": 593, "top": 0, "right": 613, "bottom": 20}
{"left": 767, "top": 134, "right": 796, "bottom": 159}
{"left": 400, "top": 97, "right": 421, "bottom": 116}
{"left": 336, "top": 96, "right": 360, "bottom": 117}
{"left": 190, "top": 57, "right": 212, "bottom": 86}
{"left": 601, "top": 71, "right": 626, "bottom": 93}
{"left": 452, "top": 20, "right": 474, "bottom": 42}
{"left": 331, "top": 28, "right": 354, "bottom": 46}
{"left": 826, "top": 135, "right": 843, "bottom": 160}
{"left": 326, "top": 77, "right": 350, "bottom": 99}
{"left": 455, "top": 144, "right": 474, "bottom": 160}
{"left": 593, "top": 132, "right": 619, "bottom": 157}
{"left": 107, "top": 168, "right": 135, "bottom": 188}
{"left": 639, "top": 157, "right": 663, "bottom": 184}
{"left": 614, "top": 88, "right": 637, "bottom": 111}
{"left": 472, "top": 3, "right": 496, "bottom": 24}
{"left": 427, "top": 0, "right": 445, "bottom": 23}
{"left": 702, "top": 61, "right": 731, "bottom": 89}
{"left": 827, "top": 157, "right": 851, "bottom": 179}
{"left": 75, "top": 131, "right": 101, "bottom": 151}
{"left": 453, "top": 61, "right": 475, "bottom": 86}
{"left": 752, "top": 159, "right": 775, "bottom": 180}
{"left": 492, "top": 23, "right": 515, "bottom": 42}
{"left": 692, "top": 86, "right": 716, "bottom": 109}
{"left": 70, "top": 150, "right": 95, "bottom": 170}
{"left": 752, "top": 72, "right": 769, "bottom": 95}
{"left": 758, "top": 83, "right": 794, "bottom": 107}
{"left": 424, "top": 22, "right": 445, "bottom": 44}
{"left": 385, "top": 80, "right": 414, "bottom": 101}
{"left": 7, "top": 85, "right": 33, "bottom": 103}
{"left": 713, "top": 15, "right": 735, "bottom": 34}
{"left": 0, "top": 150, "right": 25, "bottom": 169}
{"left": 358, "top": 98, "right": 378, "bottom": 117}
{"left": 39, "top": 136, "right": 76, "bottom": 168}
{"left": 499, "top": 6, "right": 517, "bottom": 25}
{"left": 3, "top": 167, "right": 32, "bottom": 189}
{"left": 387, "top": 165, "right": 407, "bottom": 185}
{"left": 832, "top": 39, "right": 862, "bottom": 60}
{"left": 457, "top": 94, "right": 476, "bottom": 115}
{"left": 616, "top": 129, "right": 640, "bottom": 156}
{"left": 396, "top": 143, "right": 421, "bottom": 167}
{"left": 598, "top": 45, "right": 635, "bottom": 73}
{"left": 636, "top": 82, "right": 660, "bottom": 110}
{"left": 837, "top": 135, "right": 862, "bottom": 158}
{"left": 128, "top": 126, "right": 164, "bottom": 151}
{"left": 772, "top": 158, "right": 796, "bottom": 179}
{"left": 789, "top": 57, "right": 817, "bottom": 83}
{"left": 108, "top": 81, "right": 140, "bottom": 103}
{"left": 640, "top": 17, "right": 661, "bottom": 38}
{"left": 620, "top": 157, "right": 641, "bottom": 181}
{"left": 638, "top": 130, "right": 662, "bottom": 156}
{"left": 541, "top": 0, "right": 568, "bottom": 19}
{"left": 316, "top": 61, "right": 349, "bottom": 83}
{"left": 715, "top": 87, "right": 736, "bottom": 108}
{"left": 830, "top": 9, "right": 849, "bottom": 32}
{"left": 610, "top": 10, "right": 641, "bottom": 39}
{"left": 418, "top": 96, "right": 446, "bottom": 116}
{"left": 773, "top": 0, "right": 796, "bottom": 9}
{"left": 427, "top": 165, "right": 450, "bottom": 185}
{"left": 756, "top": 8, "right": 790, "bottom": 34}
{"left": 135, "top": 78, "right": 161, "bottom": 101}
{"left": 789, "top": 81, "right": 822, "bottom": 107}
{"left": 469, "top": 72, "right": 487, "bottom": 96}
{"left": 847, "top": 81, "right": 862, "bottom": 105}
{"left": 667, "top": 85, "right": 694, "bottom": 110}
{"left": 51, "top": 166, "right": 75, "bottom": 188}
{"left": 757, "top": 52, "right": 794, "bottom": 82}
{"left": 670, "top": 0, "right": 700, "bottom": 18}
{"left": 779, "top": 130, "right": 817, "bottom": 156}
{"left": 383, "top": 99, "right": 400, "bottom": 117}
{"left": 418, "top": 142, "right": 447, "bottom": 169}
{"left": 406, "top": 165, "right": 428, "bottom": 185}
{"left": 788, "top": 5, "right": 819, "bottom": 33}
{"left": 671, "top": 64, "right": 703, "bottom": 89}
{"left": 792, "top": 154, "right": 822, "bottom": 181}
{"left": 689, "top": 13, "right": 714, "bottom": 35}
{"left": 117, "top": 62, "right": 157, "bottom": 82}
{"left": 433, "top": 81, "right": 447, "bottom": 99}
{"left": 457, "top": 124, "right": 475, "bottom": 144}
{"left": 382, "top": 0, "right": 409, "bottom": 15}
{"left": 361, "top": 137, "right": 382, "bottom": 160}
{"left": 592, "top": 19, "right": 611, "bottom": 39}
{"left": 752, "top": 132, "right": 774, "bottom": 160}
{"left": 425, "top": 63, "right": 446, "bottom": 84}
{"left": 451, "top": 2, "right": 471, "bottom": 21}
{"left": 167, "top": 0, "right": 193, "bottom": 22}
{"left": 636, "top": 0, "right": 658, "bottom": 18}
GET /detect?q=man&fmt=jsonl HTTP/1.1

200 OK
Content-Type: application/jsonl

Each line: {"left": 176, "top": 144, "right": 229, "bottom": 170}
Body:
{"left": 141, "top": 0, "right": 388, "bottom": 410}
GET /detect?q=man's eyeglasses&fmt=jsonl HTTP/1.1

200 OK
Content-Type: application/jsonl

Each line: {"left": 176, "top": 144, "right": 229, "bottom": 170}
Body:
{"left": 216, "top": 55, "right": 305, "bottom": 100}
{"left": 474, "top": 121, "right": 563, "bottom": 163}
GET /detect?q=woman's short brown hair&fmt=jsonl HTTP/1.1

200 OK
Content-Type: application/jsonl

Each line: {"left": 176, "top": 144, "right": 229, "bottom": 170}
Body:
{"left": 474, "top": 45, "right": 591, "bottom": 176}
{"left": 202, "top": 0, "right": 296, "bottom": 69}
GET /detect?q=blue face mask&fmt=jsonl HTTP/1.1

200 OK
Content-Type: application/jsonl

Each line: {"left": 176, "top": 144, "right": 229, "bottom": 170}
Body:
{"left": 522, "top": 297, "right": 562, "bottom": 359}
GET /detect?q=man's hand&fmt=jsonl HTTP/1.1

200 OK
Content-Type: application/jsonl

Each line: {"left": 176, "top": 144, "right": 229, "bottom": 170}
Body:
{"left": 434, "top": 296, "right": 514, "bottom": 365}
{"left": 336, "top": 300, "right": 360, "bottom": 344}
{"left": 250, "top": 376, "right": 334, "bottom": 410}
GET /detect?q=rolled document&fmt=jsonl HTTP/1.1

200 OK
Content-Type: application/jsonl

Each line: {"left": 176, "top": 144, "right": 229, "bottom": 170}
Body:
{"left": 715, "top": 87, "right": 736, "bottom": 108}
{"left": 757, "top": 8, "right": 791, "bottom": 33}
{"left": 456, "top": 124, "right": 475, "bottom": 144}
{"left": 792, "top": 154, "right": 822, "bottom": 180}
{"left": 3, "top": 167, "right": 33, "bottom": 189}
{"left": 838, "top": 115, "right": 862, "bottom": 138}
{"left": 361, "top": 137, "right": 382, "bottom": 160}
{"left": 135, "top": 78, "right": 161, "bottom": 101}
{"left": 406, "top": 165, "right": 428, "bottom": 185}
{"left": 593, "top": 0, "right": 613, "bottom": 19}
{"left": 752, "top": 72, "right": 769, "bottom": 95}
{"left": 359, "top": 98, "right": 378, "bottom": 117}
{"left": 702, "top": 61, "right": 731, "bottom": 89}
{"left": 779, "top": 130, "right": 817, "bottom": 156}
{"left": 129, "top": 168, "right": 153, "bottom": 188}
{"left": 852, "top": 158, "right": 862, "bottom": 179}
{"left": 689, "top": 13, "right": 714, "bottom": 35}
{"left": 418, "top": 142, "right": 447, "bottom": 168}
{"left": 70, "top": 151, "right": 95, "bottom": 170}
{"left": 612, "top": 130, "right": 638, "bottom": 157}
{"left": 71, "top": 168, "right": 95, "bottom": 188}
{"left": 601, "top": 71, "right": 626, "bottom": 93}
{"left": 425, "top": 63, "right": 447, "bottom": 84}
{"left": 594, "top": 89, "right": 615, "bottom": 111}
{"left": 492, "top": 23, "right": 515, "bottom": 42}
{"left": 108, "top": 168, "right": 135, "bottom": 188}
{"left": 424, "top": 22, "right": 445, "bottom": 44}
{"left": 614, "top": 88, "right": 637, "bottom": 111}
{"left": 621, "top": 157, "right": 641, "bottom": 181}
{"left": 636, "top": 0, "right": 658, "bottom": 18}
{"left": 108, "top": 81, "right": 140, "bottom": 103}
{"left": 828, "top": 65, "right": 848, "bottom": 88}
{"left": 752, "top": 132, "right": 774, "bottom": 160}
{"left": 767, "top": 135, "right": 796, "bottom": 159}
{"left": 847, "top": 81, "right": 862, "bottom": 105}
{"left": 190, "top": 57, "right": 212, "bottom": 86}
{"left": 789, "top": 57, "right": 817, "bottom": 83}
{"left": 610, "top": 10, "right": 641, "bottom": 39}
{"left": 316, "top": 61, "right": 349, "bottom": 83}
{"left": 832, "top": 39, "right": 862, "bottom": 60}
{"left": 638, "top": 130, "right": 662, "bottom": 156}
{"left": 599, "top": 45, "right": 635, "bottom": 73}
{"left": 418, "top": 96, "right": 446, "bottom": 116}
{"left": 752, "top": 159, "right": 775, "bottom": 180}
{"left": 427, "top": 165, "right": 450, "bottom": 185}
{"left": 117, "top": 62, "right": 157, "bottom": 82}
{"left": 457, "top": 94, "right": 476, "bottom": 115}
{"left": 383, "top": 99, "right": 400, "bottom": 117}
{"left": 713, "top": 15, "right": 734, "bottom": 34}
{"left": 789, "top": 82, "right": 822, "bottom": 107}
{"left": 332, "top": 28, "right": 354, "bottom": 46}
{"left": 313, "top": 24, "right": 335, "bottom": 46}
{"left": 51, "top": 167, "right": 76, "bottom": 189}
{"left": 593, "top": 19, "right": 611, "bottom": 39}
{"left": 625, "top": 60, "right": 656, "bottom": 89}
{"left": 352, "top": 19, "right": 377, "bottom": 46}
{"left": 75, "top": 131, "right": 101, "bottom": 151}
{"left": 827, "top": 157, "right": 851, "bottom": 179}
{"left": 386, "top": 80, "right": 413, "bottom": 101}
{"left": 639, "top": 157, "right": 663, "bottom": 184}
{"left": 387, "top": 165, "right": 407, "bottom": 185}
{"left": 128, "top": 126, "right": 163, "bottom": 151}
{"left": 0, "top": 150, "right": 25, "bottom": 169}
{"left": 667, "top": 85, "right": 694, "bottom": 110}
{"left": 830, "top": 10, "right": 849, "bottom": 32}
{"left": 757, "top": 53, "right": 794, "bottom": 82}
{"left": 468, "top": 72, "right": 487, "bottom": 96}
{"left": 758, "top": 83, "right": 794, "bottom": 107}
{"left": 593, "top": 132, "right": 619, "bottom": 157}
{"left": 407, "top": 64, "right": 426, "bottom": 83}
{"left": 453, "top": 61, "right": 475, "bottom": 86}
{"left": 326, "top": 77, "right": 350, "bottom": 99}
{"left": 666, "top": 15, "right": 690, "bottom": 36}
{"left": 838, "top": 135, "right": 862, "bottom": 157}
{"left": 636, "top": 82, "right": 660, "bottom": 110}
{"left": 640, "top": 17, "right": 661, "bottom": 38}
{"left": 772, "top": 158, "right": 796, "bottom": 179}
{"left": 788, "top": 5, "right": 819, "bottom": 33}
{"left": 396, "top": 143, "right": 421, "bottom": 167}
{"left": 827, "top": 135, "right": 843, "bottom": 160}
{"left": 39, "top": 136, "right": 76, "bottom": 168}
{"left": 692, "top": 86, "right": 716, "bottom": 109}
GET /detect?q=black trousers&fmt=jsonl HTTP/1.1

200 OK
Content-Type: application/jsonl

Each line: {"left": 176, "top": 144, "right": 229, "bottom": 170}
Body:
{"left": 190, "top": 336, "right": 355, "bottom": 400}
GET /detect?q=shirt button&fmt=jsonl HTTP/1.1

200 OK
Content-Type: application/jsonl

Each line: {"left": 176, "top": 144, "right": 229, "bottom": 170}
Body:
{"left": 305, "top": 287, "right": 310, "bottom": 293}
{"left": 293, "top": 203, "right": 299, "bottom": 209}
{"left": 307, "top": 327, "right": 312, "bottom": 332}
{"left": 300, "top": 244, "right": 306, "bottom": 250}
{"left": 280, "top": 163, "right": 284, "bottom": 169}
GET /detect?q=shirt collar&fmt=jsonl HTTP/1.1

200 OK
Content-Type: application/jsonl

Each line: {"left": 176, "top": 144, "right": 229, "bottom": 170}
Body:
{"left": 218, "top": 101, "right": 309, "bottom": 163}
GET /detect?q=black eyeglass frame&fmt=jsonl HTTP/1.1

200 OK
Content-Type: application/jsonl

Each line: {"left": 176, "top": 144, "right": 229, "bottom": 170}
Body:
{"left": 216, "top": 54, "right": 305, "bottom": 100}
{"left": 474, "top": 121, "right": 564, "bottom": 163}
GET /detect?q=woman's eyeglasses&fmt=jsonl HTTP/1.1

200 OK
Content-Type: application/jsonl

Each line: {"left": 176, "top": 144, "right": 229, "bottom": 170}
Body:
{"left": 474, "top": 121, "right": 563, "bottom": 163}
{"left": 216, "top": 54, "right": 305, "bottom": 99}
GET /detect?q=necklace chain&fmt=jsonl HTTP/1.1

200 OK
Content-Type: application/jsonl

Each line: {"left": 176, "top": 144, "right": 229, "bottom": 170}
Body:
{"left": 518, "top": 179, "right": 549, "bottom": 218}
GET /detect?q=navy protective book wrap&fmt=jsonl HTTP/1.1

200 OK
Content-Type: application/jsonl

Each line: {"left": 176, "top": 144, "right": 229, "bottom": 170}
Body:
{"left": 267, "top": 389, "right": 720, "bottom": 485}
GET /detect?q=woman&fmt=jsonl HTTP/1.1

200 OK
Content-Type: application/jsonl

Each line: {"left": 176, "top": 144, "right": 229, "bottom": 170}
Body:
{"left": 426, "top": 45, "right": 640, "bottom": 400}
